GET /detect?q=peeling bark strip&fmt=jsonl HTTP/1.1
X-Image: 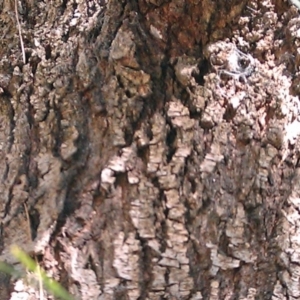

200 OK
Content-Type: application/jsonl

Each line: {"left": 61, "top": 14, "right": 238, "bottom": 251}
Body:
{"left": 0, "top": 0, "right": 300, "bottom": 299}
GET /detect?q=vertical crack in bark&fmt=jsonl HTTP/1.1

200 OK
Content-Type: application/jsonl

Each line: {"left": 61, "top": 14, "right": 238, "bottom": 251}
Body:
{"left": 1, "top": 0, "right": 300, "bottom": 299}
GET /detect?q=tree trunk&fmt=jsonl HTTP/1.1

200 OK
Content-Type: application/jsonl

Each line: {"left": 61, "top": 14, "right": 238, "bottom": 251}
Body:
{"left": 0, "top": 0, "right": 299, "bottom": 299}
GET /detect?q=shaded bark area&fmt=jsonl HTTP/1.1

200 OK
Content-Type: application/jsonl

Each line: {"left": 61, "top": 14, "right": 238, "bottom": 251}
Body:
{"left": 0, "top": 0, "right": 300, "bottom": 299}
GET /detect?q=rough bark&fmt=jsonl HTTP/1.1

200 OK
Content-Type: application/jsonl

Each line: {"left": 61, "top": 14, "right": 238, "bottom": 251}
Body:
{"left": 0, "top": 0, "right": 300, "bottom": 299}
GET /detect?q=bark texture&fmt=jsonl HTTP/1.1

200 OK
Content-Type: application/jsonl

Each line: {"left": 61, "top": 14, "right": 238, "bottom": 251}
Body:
{"left": 0, "top": 0, "right": 300, "bottom": 299}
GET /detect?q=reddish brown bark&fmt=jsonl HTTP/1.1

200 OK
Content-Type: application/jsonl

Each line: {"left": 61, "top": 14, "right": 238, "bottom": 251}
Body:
{"left": 0, "top": 0, "right": 299, "bottom": 299}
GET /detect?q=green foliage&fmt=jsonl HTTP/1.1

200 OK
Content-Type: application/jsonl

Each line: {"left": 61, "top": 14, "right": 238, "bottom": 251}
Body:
{"left": 0, "top": 246, "right": 74, "bottom": 300}
{"left": 0, "top": 260, "right": 21, "bottom": 278}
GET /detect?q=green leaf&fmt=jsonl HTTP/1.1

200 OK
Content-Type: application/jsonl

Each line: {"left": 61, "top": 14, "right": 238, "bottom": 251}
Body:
{"left": 0, "top": 261, "right": 22, "bottom": 278}
{"left": 11, "top": 245, "right": 74, "bottom": 300}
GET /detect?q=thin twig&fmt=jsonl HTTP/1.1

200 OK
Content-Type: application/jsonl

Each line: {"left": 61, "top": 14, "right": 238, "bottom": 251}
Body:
{"left": 14, "top": 0, "right": 26, "bottom": 64}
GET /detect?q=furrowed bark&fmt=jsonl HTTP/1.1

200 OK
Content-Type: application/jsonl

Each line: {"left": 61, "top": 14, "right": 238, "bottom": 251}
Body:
{"left": 0, "top": 0, "right": 299, "bottom": 299}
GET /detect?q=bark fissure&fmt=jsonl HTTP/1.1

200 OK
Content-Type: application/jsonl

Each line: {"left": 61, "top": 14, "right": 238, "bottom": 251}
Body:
{"left": 1, "top": 0, "right": 300, "bottom": 299}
